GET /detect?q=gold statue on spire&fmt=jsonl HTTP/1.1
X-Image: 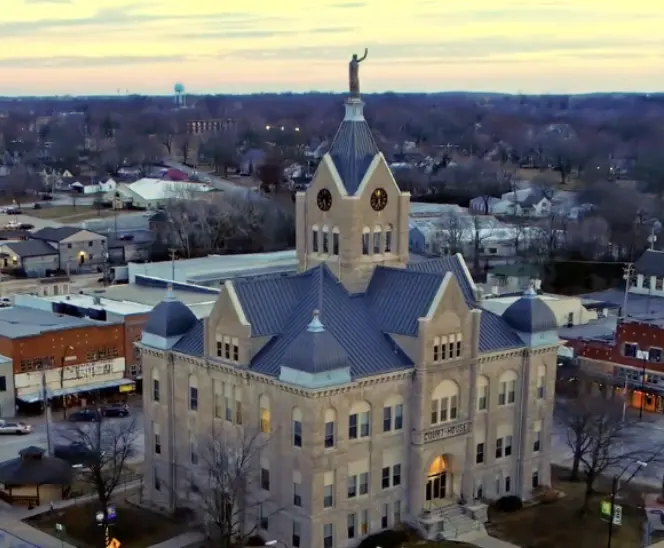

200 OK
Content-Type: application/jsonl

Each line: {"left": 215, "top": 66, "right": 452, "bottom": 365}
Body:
{"left": 349, "top": 48, "right": 368, "bottom": 98}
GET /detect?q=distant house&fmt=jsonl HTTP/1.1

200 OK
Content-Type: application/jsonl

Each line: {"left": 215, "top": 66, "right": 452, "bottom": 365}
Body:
{"left": 31, "top": 226, "right": 108, "bottom": 273}
{"left": 469, "top": 196, "right": 501, "bottom": 214}
{"left": 109, "top": 178, "right": 212, "bottom": 210}
{"left": 486, "top": 263, "right": 541, "bottom": 294}
{"left": 0, "top": 240, "right": 59, "bottom": 276}
{"left": 70, "top": 177, "right": 117, "bottom": 195}
{"left": 164, "top": 169, "right": 188, "bottom": 182}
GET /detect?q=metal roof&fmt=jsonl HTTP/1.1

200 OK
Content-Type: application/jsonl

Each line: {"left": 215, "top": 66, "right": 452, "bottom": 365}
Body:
{"left": 143, "top": 290, "right": 198, "bottom": 338}
{"left": 2, "top": 239, "right": 57, "bottom": 257}
{"left": 31, "top": 226, "right": 88, "bottom": 242}
{"left": 0, "top": 306, "right": 109, "bottom": 338}
{"left": 502, "top": 288, "right": 558, "bottom": 333}
{"left": 635, "top": 250, "right": 664, "bottom": 278}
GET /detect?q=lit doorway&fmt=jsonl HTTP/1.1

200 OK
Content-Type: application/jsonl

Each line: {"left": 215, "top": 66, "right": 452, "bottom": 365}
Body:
{"left": 78, "top": 252, "right": 86, "bottom": 265}
{"left": 425, "top": 456, "right": 448, "bottom": 504}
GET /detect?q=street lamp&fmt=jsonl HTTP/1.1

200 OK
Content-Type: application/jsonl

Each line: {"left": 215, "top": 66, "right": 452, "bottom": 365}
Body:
{"left": 607, "top": 461, "right": 647, "bottom": 548}
{"left": 640, "top": 354, "right": 648, "bottom": 420}
{"left": 60, "top": 345, "right": 75, "bottom": 419}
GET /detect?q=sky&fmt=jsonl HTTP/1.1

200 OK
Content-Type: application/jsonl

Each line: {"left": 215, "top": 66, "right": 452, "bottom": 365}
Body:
{"left": 2, "top": 0, "right": 663, "bottom": 96}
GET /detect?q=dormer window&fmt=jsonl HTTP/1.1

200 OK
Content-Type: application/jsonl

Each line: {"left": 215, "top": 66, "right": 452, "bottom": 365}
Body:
{"left": 433, "top": 333, "right": 462, "bottom": 362}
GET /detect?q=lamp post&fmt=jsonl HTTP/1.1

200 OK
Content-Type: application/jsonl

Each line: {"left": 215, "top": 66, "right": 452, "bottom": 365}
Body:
{"left": 608, "top": 461, "right": 647, "bottom": 548}
{"left": 60, "top": 345, "right": 75, "bottom": 419}
{"left": 640, "top": 354, "right": 647, "bottom": 420}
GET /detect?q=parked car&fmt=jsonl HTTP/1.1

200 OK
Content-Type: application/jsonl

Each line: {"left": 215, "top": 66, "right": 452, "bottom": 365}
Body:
{"left": 68, "top": 409, "right": 100, "bottom": 422}
{"left": 101, "top": 403, "right": 129, "bottom": 417}
{"left": 6, "top": 208, "right": 22, "bottom": 215}
{"left": 53, "top": 442, "right": 103, "bottom": 467}
{"left": 0, "top": 420, "right": 31, "bottom": 435}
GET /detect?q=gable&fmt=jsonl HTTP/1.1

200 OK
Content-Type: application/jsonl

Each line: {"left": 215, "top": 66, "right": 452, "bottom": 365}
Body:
{"left": 356, "top": 152, "right": 401, "bottom": 198}
{"left": 62, "top": 229, "right": 104, "bottom": 243}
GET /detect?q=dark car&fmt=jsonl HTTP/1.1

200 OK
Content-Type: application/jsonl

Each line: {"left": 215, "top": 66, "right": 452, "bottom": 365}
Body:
{"left": 101, "top": 404, "right": 129, "bottom": 418}
{"left": 53, "top": 442, "right": 102, "bottom": 467}
{"left": 68, "top": 409, "right": 100, "bottom": 422}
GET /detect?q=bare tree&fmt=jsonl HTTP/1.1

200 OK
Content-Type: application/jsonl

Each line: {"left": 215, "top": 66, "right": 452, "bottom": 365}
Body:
{"left": 556, "top": 397, "right": 664, "bottom": 512}
{"left": 58, "top": 416, "right": 139, "bottom": 539}
{"left": 186, "top": 427, "right": 276, "bottom": 547}
{"left": 436, "top": 213, "right": 469, "bottom": 255}
{"left": 5, "top": 164, "right": 42, "bottom": 206}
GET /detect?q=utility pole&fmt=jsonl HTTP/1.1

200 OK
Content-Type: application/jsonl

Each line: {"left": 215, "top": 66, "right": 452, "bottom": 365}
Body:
{"left": 169, "top": 248, "right": 177, "bottom": 282}
{"left": 607, "top": 475, "right": 618, "bottom": 548}
{"left": 621, "top": 263, "right": 634, "bottom": 320}
{"left": 42, "top": 371, "right": 52, "bottom": 455}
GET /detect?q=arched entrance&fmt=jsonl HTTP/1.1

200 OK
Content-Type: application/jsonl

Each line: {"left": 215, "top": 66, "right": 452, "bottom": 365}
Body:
{"left": 425, "top": 455, "right": 448, "bottom": 505}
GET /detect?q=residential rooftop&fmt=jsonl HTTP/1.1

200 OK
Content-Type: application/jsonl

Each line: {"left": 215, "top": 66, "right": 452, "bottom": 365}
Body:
{"left": 0, "top": 306, "right": 116, "bottom": 339}
{"left": 83, "top": 284, "right": 219, "bottom": 308}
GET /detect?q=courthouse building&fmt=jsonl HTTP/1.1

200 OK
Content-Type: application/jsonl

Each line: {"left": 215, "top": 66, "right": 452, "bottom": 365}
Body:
{"left": 139, "top": 70, "right": 558, "bottom": 547}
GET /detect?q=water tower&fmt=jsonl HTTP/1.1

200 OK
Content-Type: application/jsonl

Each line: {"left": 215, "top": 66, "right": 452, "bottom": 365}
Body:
{"left": 174, "top": 82, "right": 186, "bottom": 107}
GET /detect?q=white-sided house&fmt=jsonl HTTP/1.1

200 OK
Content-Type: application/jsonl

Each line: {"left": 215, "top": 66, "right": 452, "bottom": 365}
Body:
{"left": 469, "top": 196, "right": 501, "bottom": 214}
{"left": 491, "top": 199, "right": 522, "bottom": 216}
{"left": 108, "top": 178, "right": 213, "bottom": 210}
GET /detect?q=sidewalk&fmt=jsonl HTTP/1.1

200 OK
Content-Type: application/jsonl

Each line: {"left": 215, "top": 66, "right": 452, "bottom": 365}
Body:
{"left": 0, "top": 516, "right": 77, "bottom": 548}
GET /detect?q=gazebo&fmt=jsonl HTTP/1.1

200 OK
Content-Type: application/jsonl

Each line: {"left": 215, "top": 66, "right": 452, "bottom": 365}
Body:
{"left": 0, "top": 446, "right": 72, "bottom": 507}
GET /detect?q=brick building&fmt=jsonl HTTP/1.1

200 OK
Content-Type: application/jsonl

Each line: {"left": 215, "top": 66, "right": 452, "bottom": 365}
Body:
{"left": 564, "top": 316, "right": 664, "bottom": 413}
{"left": 0, "top": 306, "right": 133, "bottom": 417}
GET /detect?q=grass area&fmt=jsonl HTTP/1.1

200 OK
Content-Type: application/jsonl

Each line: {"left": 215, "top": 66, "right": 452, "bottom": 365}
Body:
{"left": 29, "top": 501, "right": 190, "bottom": 548}
{"left": 487, "top": 466, "right": 649, "bottom": 548}
{"left": 29, "top": 205, "right": 117, "bottom": 222}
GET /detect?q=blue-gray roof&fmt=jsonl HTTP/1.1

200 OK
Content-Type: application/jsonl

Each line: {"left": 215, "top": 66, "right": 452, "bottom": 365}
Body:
{"left": 3, "top": 239, "right": 57, "bottom": 258}
{"left": 173, "top": 319, "right": 205, "bottom": 355}
{"left": 502, "top": 288, "right": 558, "bottom": 333}
{"left": 144, "top": 293, "right": 198, "bottom": 338}
{"left": 328, "top": 116, "right": 379, "bottom": 195}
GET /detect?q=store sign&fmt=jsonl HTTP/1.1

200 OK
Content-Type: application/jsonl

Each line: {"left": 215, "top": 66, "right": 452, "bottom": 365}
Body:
{"left": 62, "top": 362, "right": 113, "bottom": 381}
{"left": 422, "top": 420, "right": 472, "bottom": 444}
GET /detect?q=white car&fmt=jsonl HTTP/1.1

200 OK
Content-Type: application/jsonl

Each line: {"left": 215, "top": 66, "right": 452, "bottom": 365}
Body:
{"left": 0, "top": 420, "right": 31, "bottom": 435}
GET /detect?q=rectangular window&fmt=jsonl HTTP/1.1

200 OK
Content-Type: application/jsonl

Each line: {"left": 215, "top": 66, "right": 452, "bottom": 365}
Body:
{"left": 505, "top": 476, "right": 511, "bottom": 493}
{"left": 624, "top": 343, "right": 638, "bottom": 358}
{"left": 362, "top": 233, "right": 369, "bottom": 255}
{"left": 189, "top": 386, "right": 198, "bottom": 411}
{"left": 348, "top": 475, "right": 358, "bottom": 498}
{"left": 293, "top": 482, "right": 302, "bottom": 507}
{"left": 153, "top": 379, "right": 160, "bottom": 402}
{"left": 323, "top": 231, "right": 329, "bottom": 253}
{"left": 323, "top": 524, "right": 333, "bottom": 548}
{"left": 456, "top": 340, "right": 462, "bottom": 357}
{"left": 476, "top": 442, "right": 484, "bottom": 464}
{"left": 394, "top": 404, "right": 403, "bottom": 430}
{"left": 349, "top": 414, "right": 358, "bottom": 439}
{"left": 650, "top": 348, "right": 663, "bottom": 363}
{"left": 261, "top": 467, "right": 270, "bottom": 491}
{"left": 385, "top": 230, "right": 392, "bottom": 252}
{"left": 293, "top": 521, "right": 301, "bottom": 548}
{"left": 440, "top": 397, "right": 449, "bottom": 422}
{"left": 216, "top": 341, "right": 222, "bottom": 357}
{"left": 499, "top": 382, "right": 507, "bottom": 406}
{"left": 360, "top": 412, "right": 370, "bottom": 437}
{"left": 532, "top": 470, "right": 539, "bottom": 488}
{"left": 224, "top": 341, "right": 230, "bottom": 359}
{"left": 324, "top": 483, "right": 334, "bottom": 508}
{"left": 312, "top": 230, "right": 319, "bottom": 253}
{"left": 383, "top": 406, "right": 392, "bottom": 432}
{"left": 154, "top": 471, "right": 161, "bottom": 491}
{"left": 373, "top": 231, "right": 381, "bottom": 254}
{"left": 496, "top": 438, "right": 503, "bottom": 459}
{"left": 332, "top": 232, "right": 340, "bottom": 255}
{"left": 293, "top": 420, "right": 302, "bottom": 447}
{"left": 431, "top": 399, "right": 438, "bottom": 424}
{"left": 360, "top": 509, "right": 369, "bottom": 535}
{"left": 154, "top": 433, "right": 161, "bottom": 454}
{"left": 0, "top": 376, "right": 6, "bottom": 392}
{"left": 347, "top": 513, "right": 356, "bottom": 539}
{"left": 393, "top": 464, "right": 401, "bottom": 486}
{"left": 450, "top": 395, "right": 458, "bottom": 420}
{"left": 434, "top": 345, "right": 439, "bottom": 362}
{"left": 382, "top": 467, "right": 390, "bottom": 489}
{"left": 324, "top": 421, "right": 335, "bottom": 448}
{"left": 259, "top": 503, "right": 268, "bottom": 531}
{"left": 534, "top": 429, "right": 542, "bottom": 452}
{"left": 190, "top": 439, "right": 198, "bottom": 465}
{"left": 214, "top": 383, "right": 223, "bottom": 419}
{"left": 232, "top": 344, "right": 239, "bottom": 361}
{"left": 478, "top": 385, "right": 488, "bottom": 410}
{"left": 394, "top": 500, "right": 401, "bottom": 524}
{"left": 537, "top": 376, "right": 546, "bottom": 399}
{"left": 505, "top": 435, "right": 513, "bottom": 457}
{"left": 225, "top": 394, "right": 232, "bottom": 421}
{"left": 235, "top": 400, "right": 242, "bottom": 425}
{"left": 508, "top": 381, "right": 516, "bottom": 404}
{"left": 260, "top": 407, "right": 270, "bottom": 433}
{"left": 359, "top": 472, "right": 369, "bottom": 495}
{"left": 381, "top": 503, "right": 389, "bottom": 529}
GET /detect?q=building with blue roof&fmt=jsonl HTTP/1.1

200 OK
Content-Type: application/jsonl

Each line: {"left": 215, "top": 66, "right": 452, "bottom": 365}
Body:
{"left": 139, "top": 65, "right": 559, "bottom": 545}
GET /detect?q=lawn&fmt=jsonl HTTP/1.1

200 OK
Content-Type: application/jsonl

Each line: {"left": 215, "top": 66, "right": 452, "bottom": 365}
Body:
{"left": 28, "top": 501, "right": 191, "bottom": 548}
{"left": 30, "top": 205, "right": 117, "bottom": 222}
{"left": 487, "top": 466, "right": 649, "bottom": 548}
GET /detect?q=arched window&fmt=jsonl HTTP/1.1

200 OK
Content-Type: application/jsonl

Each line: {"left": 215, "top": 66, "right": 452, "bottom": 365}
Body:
{"left": 383, "top": 395, "right": 404, "bottom": 432}
{"left": 234, "top": 386, "right": 243, "bottom": 424}
{"left": 348, "top": 401, "right": 371, "bottom": 439}
{"left": 188, "top": 374, "right": 198, "bottom": 411}
{"left": 332, "top": 227, "right": 340, "bottom": 256}
{"left": 362, "top": 227, "right": 370, "bottom": 255}
{"left": 373, "top": 225, "right": 382, "bottom": 254}
{"left": 431, "top": 380, "right": 459, "bottom": 424}
{"left": 311, "top": 224, "right": 319, "bottom": 253}
{"left": 152, "top": 368, "right": 160, "bottom": 402}
{"left": 476, "top": 375, "right": 489, "bottom": 411}
{"left": 384, "top": 224, "right": 393, "bottom": 253}
{"left": 324, "top": 408, "right": 336, "bottom": 448}
{"left": 259, "top": 394, "right": 271, "bottom": 433}
{"left": 498, "top": 370, "right": 518, "bottom": 406}
{"left": 292, "top": 407, "right": 303, "bottom": 447}
{"left": 536, "top": 365, "right": 546, "bottom": 399}
{"left": 321, "top": 225, "right": 330, "bottom": 254}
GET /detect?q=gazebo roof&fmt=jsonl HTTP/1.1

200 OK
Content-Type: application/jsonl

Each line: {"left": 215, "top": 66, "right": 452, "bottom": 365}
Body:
{"left": 0, "top": 446, "right": 72, "bottom": 486}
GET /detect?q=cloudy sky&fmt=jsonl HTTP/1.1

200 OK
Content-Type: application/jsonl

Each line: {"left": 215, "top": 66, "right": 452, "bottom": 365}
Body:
{"left": 2, "top": 0, "right": 663, "bottom": 96}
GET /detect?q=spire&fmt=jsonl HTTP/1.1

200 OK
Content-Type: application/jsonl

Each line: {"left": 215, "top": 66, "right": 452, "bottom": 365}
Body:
{"left": 343, "top": 97, "right": 366, "bottom": 122}
{"left": 308, "top": 309, "right": 325, "bottom": 333}
{"left": 165, "top": 283, "right": 176, "bottom": 301}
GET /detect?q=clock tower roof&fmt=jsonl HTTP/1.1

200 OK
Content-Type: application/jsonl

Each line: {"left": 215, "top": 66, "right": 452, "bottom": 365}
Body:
{"left": 328, "top": 98, "right": 380, "bottom": 196}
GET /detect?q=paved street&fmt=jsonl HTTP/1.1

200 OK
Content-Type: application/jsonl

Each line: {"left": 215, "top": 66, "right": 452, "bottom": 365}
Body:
{"left": 0, "top": 407, "right": 145, "bottom": 465}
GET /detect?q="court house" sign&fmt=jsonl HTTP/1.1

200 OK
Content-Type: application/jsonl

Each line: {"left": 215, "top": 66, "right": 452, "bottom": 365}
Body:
{"left": 423, "top": 420, "right": 472, "bottom": 444}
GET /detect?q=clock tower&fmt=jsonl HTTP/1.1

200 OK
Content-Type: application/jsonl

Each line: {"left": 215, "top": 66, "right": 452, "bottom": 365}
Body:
{"left": 295, "top": 89, "right": 411, "bottom": 293}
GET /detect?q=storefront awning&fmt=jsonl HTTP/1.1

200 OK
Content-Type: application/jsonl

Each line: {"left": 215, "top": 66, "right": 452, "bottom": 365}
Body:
{"left": 18, "top": 378, "right": 136, "bottom": 404}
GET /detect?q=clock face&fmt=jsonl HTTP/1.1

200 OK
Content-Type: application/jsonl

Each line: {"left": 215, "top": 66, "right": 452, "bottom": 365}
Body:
{"left": 317, "top": 189, "right": 332, "bottom": 211}
{"left": 370, "top": 188, "right": 388, "bottom": 212}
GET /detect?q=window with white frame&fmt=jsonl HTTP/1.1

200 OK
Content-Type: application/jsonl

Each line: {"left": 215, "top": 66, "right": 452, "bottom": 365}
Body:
{"left": 153, "top": 421, "right": 161, "bottom": 454}
{"left": 349, "top": 401, "right": 371, "bottom": 439}
{"left": 234, "top": 386, "right": 242, "bottom": 424}
{"left": 292, "top": 407, "right": 303, "bottom": 447}
{"left": 224, "top": 383, "right": 233, "bottom": 421}
{"left": 324, "top": 408, "right": 336, "bottom": 448}
{"left": 213, "top": 380, "right": 224, "bottom": 419}
{"left": 312, "top": 225, "right": 320, "bottom": 253}
{"left": 623, "top": 342, "right": 638, "bottom": 358}
{"left": 323, "top": 471, "right": 335, "bottom": 508}
{"left": 431, "top": 380, "right": 459, "bottom": 424}
{"left": 292, "top": 520, "right": 301, "bottom": 548}
{"left": 536, "top": 365, "right": 546, "bottom": 399}
{"left": 260, "top": 457, "right": 270, "bottom": 491}
{"left": 382, "top": 396, "right": 404, "bottom": 432}
{"left": 152, "top": 368, "right": 160, "bottom": 402}
{"left": 347, "top": 460, "right": 370, "bottom": 498}
{"left": 496, "top": 424, "right": 513, "bottom": 459}
{"left": 323, "top": 523, "right": 334, "bottom": 548}
{"left": 432, "top": 333, "right": 463, "bottom": 362}
{"left": 498, "top": 370, "right": 517, "bottom": 405}
{"left": 477, "top": 375, "right": 489, "bottom": 411}
{"left": 394, "top": 500, "right": 401, "bottom": 524}
{"left": 360, "top": 509, "right": 369, "bottom": 535}
{"left": 381, "top": 448, "right": 402, "bottom": 489}
{"left": 347, "top": 513, "right": 356, "bottom": 539}
{"left": 533, "top": 420, "right": 542, "bottom": 452}
{"left": 293, "top": 471, "right": 302, "bottom": 507}
{"left": 259, "top": 394, "right": 271, "bottom": 433}
{"left": 188, "top": 375, "right": 198, "bottom": 411}
{"left": 381, "top": 503, "right": 389, "bottom": 529}
{"left": 190, "top": 432, "right": 198, "bottom": 465}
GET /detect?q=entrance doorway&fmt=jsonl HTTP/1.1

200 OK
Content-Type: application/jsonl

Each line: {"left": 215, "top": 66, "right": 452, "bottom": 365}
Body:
{"left": 79, "top": 252, "right": 86, "bottom": 265}
{"left": 425, "top": 456, "right": 448, "bottom": 503}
